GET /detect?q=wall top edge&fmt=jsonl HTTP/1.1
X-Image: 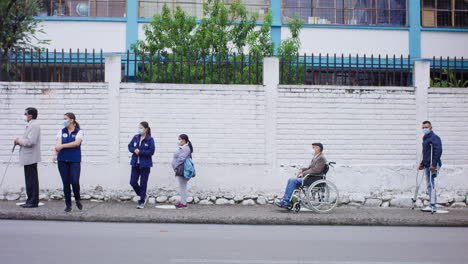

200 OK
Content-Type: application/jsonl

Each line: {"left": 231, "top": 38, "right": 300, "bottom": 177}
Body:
{"left": 119, "top": 82, "right": 265, "bottom": 91}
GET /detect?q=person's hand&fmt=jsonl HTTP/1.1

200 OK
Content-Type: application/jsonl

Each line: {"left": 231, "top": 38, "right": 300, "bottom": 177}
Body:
{"left": 418, "top": 164, "right": 424, "bottom": 170}
{"left": 430, "top": 166, "right": 437, "bottom": 172}
{"left": 134, "top": 149, "right": 140, "bottom": 155}
{"left": 55, "top": 144, "right": 63, "bottom": 152}
{"left": 14, "top": 138, "right": 20, "bottom": 145}
{"left": 52, "top": 155, "right": 57, "bottom": 163}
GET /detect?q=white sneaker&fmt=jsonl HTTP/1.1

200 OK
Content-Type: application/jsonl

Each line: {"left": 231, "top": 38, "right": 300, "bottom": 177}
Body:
{"left": 421, "top": 206, "right": 432, "bottom": 212}
{"left": 435, "top": 209, "right": 449, "bottom": 214}
{"left": 137, "top": 203, "right": 145, "bottom": 209}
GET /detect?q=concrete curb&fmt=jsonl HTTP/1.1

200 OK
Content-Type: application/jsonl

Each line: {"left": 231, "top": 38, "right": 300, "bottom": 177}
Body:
{"left": 1, "top": 201, "right": 467, "bottom": 227}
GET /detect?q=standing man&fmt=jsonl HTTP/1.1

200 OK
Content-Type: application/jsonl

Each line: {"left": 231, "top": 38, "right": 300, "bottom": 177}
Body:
{"left": 418, "top": 121, "right": 445, "bottom": 213}
{"left": 14, "top": 107, "right": 41, "bottom": 208}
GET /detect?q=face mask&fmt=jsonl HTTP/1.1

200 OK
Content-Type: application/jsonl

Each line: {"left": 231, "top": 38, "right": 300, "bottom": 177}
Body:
{"left": 422, "top": 128, "right": 431, "bottom": 135}
{"left": 177, "top": 140, "right": 182, "bottom": 146}
{"left": 63, "top": 120, "right": 69, "bottom": 128}
{"left": 22, "top": 115, "right": 28, "bottom": 122}
{"left": 138, "top": 129, "right": 145, "bottom": 135}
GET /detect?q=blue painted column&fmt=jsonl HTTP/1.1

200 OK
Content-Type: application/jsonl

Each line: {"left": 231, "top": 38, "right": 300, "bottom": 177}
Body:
{"left": 126, "top": 0, "right": 139, "bottom": 51}
{"left": 126, "top": 0, "right": 138, "bottom": 80}
{"left": 409, "top": 0, "right": 422, "bottom": 58}
{"left": 270, "top": 0, "right": 282, "bottom": 55}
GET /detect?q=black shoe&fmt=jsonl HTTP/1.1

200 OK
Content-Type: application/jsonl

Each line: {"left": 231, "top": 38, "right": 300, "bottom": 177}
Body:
{"left": 64, "top": 206, "right": 72, "bottom": 212}
{"left": 21, "top": 203, "right": 38, "bottom": 208}
{"left": 76, "top": 201, "right": 83, "bottom": 210}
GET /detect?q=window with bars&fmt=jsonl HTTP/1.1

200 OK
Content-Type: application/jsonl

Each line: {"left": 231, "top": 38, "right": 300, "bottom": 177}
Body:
{"left": 282, "top": 0, "right": 407, "bottom": 26}
{"left": 37, "top": 0, "right": 126, "bottom": 17}
{"left": 422, "top": 0, "right": 468, "bottom": 28}
{"left": 138, "top": 0, "right": 270, "bottom": 21}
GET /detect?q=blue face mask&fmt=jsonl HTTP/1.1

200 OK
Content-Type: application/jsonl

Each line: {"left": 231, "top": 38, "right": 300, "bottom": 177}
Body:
{"left": 138, "top": 128, "right": 145, "bottom": 135}
{"left": 177, "top": 140, "right": 182, "bottom": 146}
{"left": 63, "top": 120, "right": 69, "bottom": 128}
{"left": 422, "top": 128, "right": 431, "bottom": 135}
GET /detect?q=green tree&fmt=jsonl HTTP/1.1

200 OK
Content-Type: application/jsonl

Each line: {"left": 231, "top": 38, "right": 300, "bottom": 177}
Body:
{"left": 279, "top": 13, "right": 304, "bottom": 85}
{"left": 229, "top": 0, "right": 258, "bottom": 54}
{"left": 279, "top": 13, "right": 304, "bottom": 58}
{"left": 247, "top": 11, "right": 274, "bottom": 57}
{"left": 132, "top": 0, "right": 301, "bottom": 84}
{"left": 134, "top": 5, "right": 197, "bottom": 56}
{"left": 0, "top": 0, "right": 49, "bottom": 59}
{"left": 195, "top": 0, "right": 231, "bottom": 55}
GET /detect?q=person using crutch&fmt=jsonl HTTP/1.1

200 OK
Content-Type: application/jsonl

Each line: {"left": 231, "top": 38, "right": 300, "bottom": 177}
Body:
{"left": 418, "top": 121, "right": 445, "bottom": 213}
{"left": 14, "top": 107, "right": 41, "bottom": 208}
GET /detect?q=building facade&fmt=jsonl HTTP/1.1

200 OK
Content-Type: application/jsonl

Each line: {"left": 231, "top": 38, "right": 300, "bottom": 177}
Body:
{"left": 29, "top": 0, "right": 468, "bottom": 58}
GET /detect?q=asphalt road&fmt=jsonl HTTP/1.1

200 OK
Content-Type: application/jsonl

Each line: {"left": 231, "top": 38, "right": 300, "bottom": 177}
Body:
{"left": 1, "top": 220, "right": 467, "bottom": 264}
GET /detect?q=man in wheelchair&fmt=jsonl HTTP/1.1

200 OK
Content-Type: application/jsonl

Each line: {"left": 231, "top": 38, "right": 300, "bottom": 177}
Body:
{"left": 275, "top": 143, "right": 327, "bottom": 209}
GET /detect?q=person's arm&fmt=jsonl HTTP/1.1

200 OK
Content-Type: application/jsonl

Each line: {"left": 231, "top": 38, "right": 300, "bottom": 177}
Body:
{"left": 139, "top": 138, "right": 155, "bottom": 156}
{"left": 431, "top": 137, "right": 443, "bottom": 170}
{"left": 174, "top": 147, "right": 191, "bottom": 166}
{"left": 128, "top": 136, "right": 137, "bottom": 153}
{"left": 303, "top": 156, "right": 326, "bottom": 175}
{"left": 56, "top": 131, "right": 83, "bottom": 152}
{"left": 52, "top": 136, "right": 61, "bottom": 162}
{"left": 18, "top": 123, "right": 40, "bottom": 147}
{"left": 59, "top": 138, "right": 82, "bottom": 149}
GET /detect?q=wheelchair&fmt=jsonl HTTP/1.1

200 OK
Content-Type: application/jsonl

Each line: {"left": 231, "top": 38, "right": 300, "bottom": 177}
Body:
{"left": 289, "top": 162, "right": 339, "bottom": 213}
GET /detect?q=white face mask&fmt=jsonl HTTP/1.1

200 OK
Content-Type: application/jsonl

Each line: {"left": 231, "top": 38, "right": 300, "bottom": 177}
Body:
{"left": 22, "top": 114, "right": 28, "bottom": 122}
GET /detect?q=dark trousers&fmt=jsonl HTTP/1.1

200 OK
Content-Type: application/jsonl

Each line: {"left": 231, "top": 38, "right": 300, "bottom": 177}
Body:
{"left": 58, "top": 161, "right": 81, "bottom": 207}
{"left": 130, "top": 165, "right": 151, "bottom": 204}
{"left": 24, "top": 163, "right": 39, "bottom": 205}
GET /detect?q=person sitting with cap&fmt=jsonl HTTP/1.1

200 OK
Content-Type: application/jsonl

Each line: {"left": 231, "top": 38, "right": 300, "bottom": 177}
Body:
{"left": 275, "top": 143, "right": 328, "bottom": 209}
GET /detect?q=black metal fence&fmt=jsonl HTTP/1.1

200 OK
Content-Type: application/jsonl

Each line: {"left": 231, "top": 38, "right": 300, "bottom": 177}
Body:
{"left": 0, "top": 49, "right": 105, "bottom": 82}
{"left": 122, "top": 51, "right": 263, "bottom": 85}
{"left": 430, "top": 57, "right": 467, "bottom": 88}
{"left": 280, "top": 53, "right": 413, "bottom": 86}
{"left": 2, "top": 48, "right": 467, "bottom": 88}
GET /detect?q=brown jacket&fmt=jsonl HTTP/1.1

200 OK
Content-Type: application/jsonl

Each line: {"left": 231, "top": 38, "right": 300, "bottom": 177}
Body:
{"left": 301, "top": 153, "right": 327, "bottom": 175}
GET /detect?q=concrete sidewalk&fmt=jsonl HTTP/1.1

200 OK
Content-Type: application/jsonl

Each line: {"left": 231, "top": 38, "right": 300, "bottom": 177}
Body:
{"left": 1, "top": 200, "right": 467, "bottom": 226}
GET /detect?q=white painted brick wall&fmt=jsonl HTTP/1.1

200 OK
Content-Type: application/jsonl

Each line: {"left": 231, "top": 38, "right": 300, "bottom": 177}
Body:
{"left": 276, "top": 86, "right": 417, "bottom": 166}
{"left": 0, "top": 82, "right": 110, "bottom": 163}
{"left": 119, "top": 83, "right": 266, "bottom": 165}
{"left": 428, "top": 88, "right": 468, "bottom": 166}
{"left": 1, "top": 81, "right": 466, "bottom": 194}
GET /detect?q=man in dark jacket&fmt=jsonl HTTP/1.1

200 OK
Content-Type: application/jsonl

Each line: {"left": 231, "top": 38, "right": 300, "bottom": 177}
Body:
{"left": 418, "top": 121, "right": 445, "bottom": 213}
{"left": 275, "top": 143, "right": 327, "bottom": 209}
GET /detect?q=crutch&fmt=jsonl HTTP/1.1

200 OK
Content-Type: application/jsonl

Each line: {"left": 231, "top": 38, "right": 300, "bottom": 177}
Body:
{"left": 411, "top": 153, "right": 424, "bottom": 210}
{"left": 429, "top": 143, "right": 437, "bottom": 214}
{"left": 0, "top": 144, "right": 17, "bottom": 190}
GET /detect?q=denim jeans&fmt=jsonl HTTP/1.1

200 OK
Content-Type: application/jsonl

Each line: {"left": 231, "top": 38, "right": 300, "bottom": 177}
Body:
{"left": 130, "top": 165, "right": 151, "bottom": 204}
{"left": 425, "top": 167, "right": 438, "bottom": 209}
{"left": 58, "top": 161, "right": 81, "bottom": 207}
{"left": 282, "top": 178, "right": 303, "bottom": 202}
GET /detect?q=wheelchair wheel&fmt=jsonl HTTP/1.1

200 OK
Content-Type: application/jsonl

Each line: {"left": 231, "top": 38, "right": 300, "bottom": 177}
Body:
{"left": 293, "top": 203, "right": 301, "bottom": 213}
{"left": 306, "top": 180, "right": 339, "bottom": 213}
{"left": 287, "top": 190, "right": 300, "bottom": 211}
